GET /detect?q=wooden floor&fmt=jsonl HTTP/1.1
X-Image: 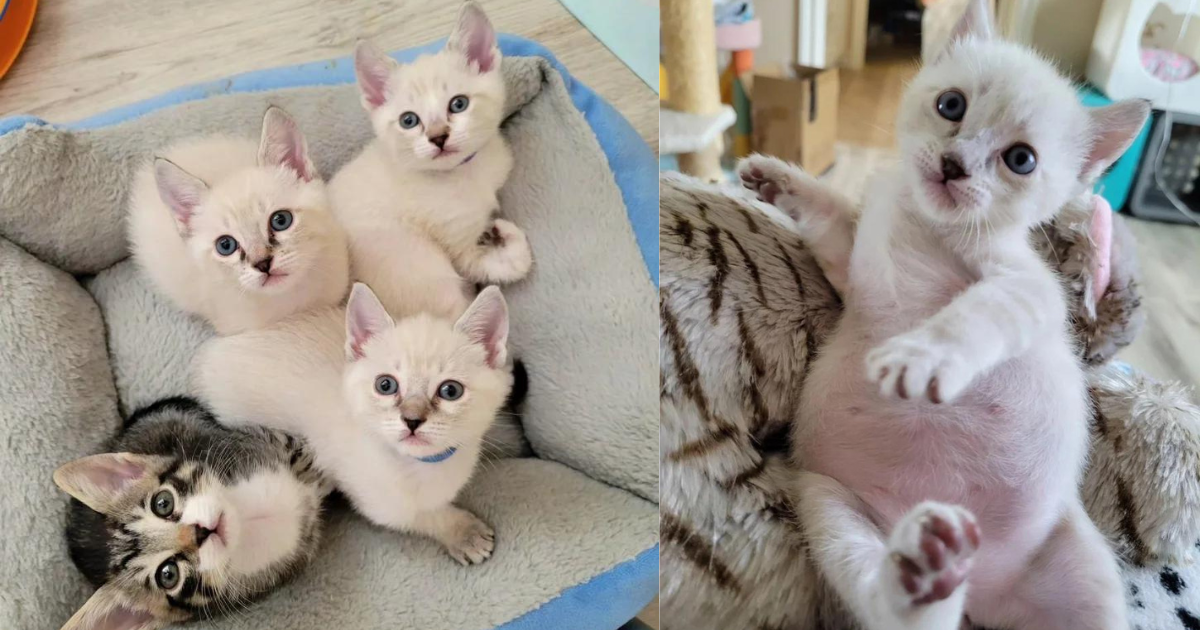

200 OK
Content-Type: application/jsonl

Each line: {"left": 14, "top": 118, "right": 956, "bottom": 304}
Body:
{"left": 0, "top": 1, "right": 660, "bottom": 627}
{"left": 838, "top": 46, "right": 1200, "bottom": 391}
{"left": 0, "top": 0, "right": 657, "bottom": 152}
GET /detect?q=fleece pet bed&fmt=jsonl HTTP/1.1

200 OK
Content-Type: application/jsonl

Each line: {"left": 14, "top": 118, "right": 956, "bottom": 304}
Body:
{"left": 659, "top": 173, "right": 1200, "bottom": 630}
{"left": 0, "top": 36, "right": 657, "bottom": 630}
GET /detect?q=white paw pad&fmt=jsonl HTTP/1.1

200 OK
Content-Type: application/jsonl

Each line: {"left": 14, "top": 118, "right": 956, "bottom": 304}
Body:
{"left": 865, "top": 334, "right": 971, "bottom": 404}
{"left": 445, "top": 513, "right": 495, "bottom": 566}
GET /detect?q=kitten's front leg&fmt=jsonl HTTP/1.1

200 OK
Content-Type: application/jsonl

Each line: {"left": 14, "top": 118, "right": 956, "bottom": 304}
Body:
{"left": 867, "top": 257, "right": 1065, "bottom": 404}
{"left": 410, "top": 503, "right": 495, "bottom": 565}
{"left": 736, "top": 154, "right": 859, "bottom": 296}
{"left": 457, "top": 219, "right": 533, "bottom": 284}
{"left": 797, "top": 472, "right": 977, "bottom": 630}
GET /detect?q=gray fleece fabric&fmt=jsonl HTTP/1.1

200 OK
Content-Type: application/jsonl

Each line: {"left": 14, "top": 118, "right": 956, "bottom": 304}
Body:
{"left": 0, "top": 55, "right": 657, "bottom": 629}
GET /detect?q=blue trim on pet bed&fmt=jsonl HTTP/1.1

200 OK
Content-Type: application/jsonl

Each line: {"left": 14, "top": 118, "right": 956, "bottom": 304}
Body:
{"left": 0, "top": 35, "right": 659, "bottom": 285}
{"left": 495, "top": 545, "right": 658, "bottom": 630}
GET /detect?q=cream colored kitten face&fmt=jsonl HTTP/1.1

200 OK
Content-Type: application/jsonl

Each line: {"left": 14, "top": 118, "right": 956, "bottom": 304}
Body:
{"left": 155, "top": 106, "right": 338, "bottom": 296}
{"left": 342, "top": 284, "right": 510, "bottom": 460}
{"left": 355, "top": 2, "right": 505, "bottom": 172}
{"left": 896, "top": 11, "right": 1147, "bottom": 232}
{"left": 181, "top": 169, "right": 331, "bottom": 294}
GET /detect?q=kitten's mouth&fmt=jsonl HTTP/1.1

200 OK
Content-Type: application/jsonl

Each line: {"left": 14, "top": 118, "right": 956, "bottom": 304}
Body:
{"left": 401, "top": 433, "right": 431, "bottom": 446}
{"left": 922, "top": 176, "right": 964, "bottom": 210}
{"left": 260, "top": 272, "right": 290, "bottom": 287}
{"left": 432, "top": 147, "right": 459, "bottom": 159}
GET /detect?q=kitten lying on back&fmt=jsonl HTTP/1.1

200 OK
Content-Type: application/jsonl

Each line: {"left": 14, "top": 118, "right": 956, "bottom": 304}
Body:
{"left": 54, "top": 397, "right": 327, "bottom": 630}
{"left": 193, "top": 284, "right": 512, "bottom": 565}
{"left": 739, "top": 2, "right": 1147, "bottom": 629}
{"left": 127, "top": 106, "right": 350, "bottom": 335}
{"left": 331, "top": 1, "right": 532, "bottom": 287}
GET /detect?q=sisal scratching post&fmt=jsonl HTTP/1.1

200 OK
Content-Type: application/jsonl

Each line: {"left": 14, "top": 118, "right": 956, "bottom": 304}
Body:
{"left": 663, "top": 0, "right": 724, "bottom": 181}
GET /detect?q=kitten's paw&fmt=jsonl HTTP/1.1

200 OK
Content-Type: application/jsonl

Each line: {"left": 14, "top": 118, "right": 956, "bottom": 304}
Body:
{"left": 865, "top": 333, "right": 974, "bottom": 404}
{"left": 442, "top": 510, "right": 496, "bottom": 566}
{"left": 737, "top": 155, "right": 809, "bottom": 215}
{"left": 474, "top": 219, "right": 532, "bottom": 283}
{"left": 884, "top": 502, "right": 980, "bottom": 610}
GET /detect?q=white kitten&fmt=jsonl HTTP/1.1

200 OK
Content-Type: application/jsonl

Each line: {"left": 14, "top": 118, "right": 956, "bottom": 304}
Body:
{"left": 739, "top": 1, "right": 1148, "bottom": 628}
{"left": 193, "top": 284, "right": 511, "bottom": 565}
{"left": 127, "top": 107, "right": 350, "bottom": 335}
{"left": 331, "top": 1, "right": 533, "bottom": 287}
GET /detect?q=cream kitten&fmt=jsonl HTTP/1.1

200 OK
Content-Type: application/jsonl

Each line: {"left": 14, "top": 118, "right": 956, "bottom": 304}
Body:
{"left": 127, "top": 106, "right": 350, "bottom": 335}
{"left": 738, "top": 1, "right": 1148, "bottom": 628}
{"left": 193, "top": 284, "right": 511, "bottom": 565}
{"left": 331, "top": 1, "right": 533, "bottom": 286}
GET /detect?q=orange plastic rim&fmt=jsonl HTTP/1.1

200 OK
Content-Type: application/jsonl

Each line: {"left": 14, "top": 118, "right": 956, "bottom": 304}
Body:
{"left": 0, "top": 0, "right": 37, "bottom": 80}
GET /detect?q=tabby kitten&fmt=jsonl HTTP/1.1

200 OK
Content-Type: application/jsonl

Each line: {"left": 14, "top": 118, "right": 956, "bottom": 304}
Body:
{"left": 55, "top": 397, "right": 327, "bottom": 630}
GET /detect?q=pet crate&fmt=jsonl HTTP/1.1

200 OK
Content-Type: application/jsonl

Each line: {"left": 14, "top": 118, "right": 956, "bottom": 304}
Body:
{"left": 1129, "top": 110, "right": 1200, "bottom": 223}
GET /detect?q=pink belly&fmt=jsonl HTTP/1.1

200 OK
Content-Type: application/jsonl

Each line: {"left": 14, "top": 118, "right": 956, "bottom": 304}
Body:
{"left": 798, "top": 321, "right": 1088, "bottom": 590}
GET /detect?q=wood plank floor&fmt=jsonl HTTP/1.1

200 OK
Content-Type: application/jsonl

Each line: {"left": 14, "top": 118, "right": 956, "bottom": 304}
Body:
{"left": 0, "top": 0, "right": 658, "bottom": 152}
{"left": 838, "top": 47, "right": 1200, "bottom": 391}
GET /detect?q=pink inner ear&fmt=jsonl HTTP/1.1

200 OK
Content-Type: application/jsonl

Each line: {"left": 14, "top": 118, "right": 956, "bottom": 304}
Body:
{"left": 87, "top": 456, "right": 146, "bottom": 493}
{"left": 97, "top": 603, "right": 155, "bottom": 630}
{"left": 466, "top": 29, "right": 495, "bottom": 73}
{"left": 356, "top": 48, "right": 392, "bottom": 109}
{"left": 280, "top": 134, "right": 313, "bottom": 182}
{"left": 1089, "top": 196, "right": 1113, "bottom": 305}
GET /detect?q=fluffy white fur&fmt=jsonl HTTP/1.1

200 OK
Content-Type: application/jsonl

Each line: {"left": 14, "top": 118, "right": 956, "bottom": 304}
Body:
{"left": 330, "top": 1, "right": 532, "bottom": 287}
{"left": 127, "top": 106, "right": 349, "bottom": 335}
{"left": 738, "top": 1, "right": 1149, "bottom": 628}
{"left": 193, "top": 285, "right": 512, "bottom": 565}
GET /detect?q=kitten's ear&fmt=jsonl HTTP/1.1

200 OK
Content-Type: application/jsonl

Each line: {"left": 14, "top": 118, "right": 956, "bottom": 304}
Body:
{"left": 258, "top": 106, "right": 317, "bottom": 183}
{"left": 455, "top": 286, "right": 508, "bottom": 369}
{"left": 345, "top": 282, "right": 394, "bottom": 360}
{"left": 936, "top": 0, "right": 993, "bottom": 60}
{"left": 154, "top": 158, "right": 208, "bottom": 236}
{"left": 354, "top": 40, "right": 395, "bottom": 111}
{"left": 59, "top": 583, "right": 161, "bottom": 630}
{"left": 446, "top": 1, "right": 498, "bottom": 73}
{"left": 1082, "top": 99, "right": 1150, "bottom": 183}
{"left": 53, "top": 453, "right": 163, "bottom": 516}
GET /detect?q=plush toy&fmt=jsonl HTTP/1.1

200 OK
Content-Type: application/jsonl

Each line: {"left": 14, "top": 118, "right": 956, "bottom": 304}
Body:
{"left": 659, "top": 173, "right": 1200, "bottom": 629}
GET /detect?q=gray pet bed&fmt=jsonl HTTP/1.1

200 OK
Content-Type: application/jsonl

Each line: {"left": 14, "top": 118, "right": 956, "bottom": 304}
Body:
{"left": 0, "top": 38, "right": 657, "bottom": 630}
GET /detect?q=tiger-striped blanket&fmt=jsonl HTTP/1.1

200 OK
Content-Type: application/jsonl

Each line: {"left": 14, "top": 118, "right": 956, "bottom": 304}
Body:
{"left": 659, "top": 172, "right": 1200, "bottom": 630}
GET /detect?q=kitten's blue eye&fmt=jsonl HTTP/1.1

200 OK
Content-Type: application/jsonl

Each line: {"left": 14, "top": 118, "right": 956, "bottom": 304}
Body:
{"left": 399, "top": 112, "right": 420, "bottom": 129}
{"left": 215, "top": 235, "right": 239, "bottom": 256}
{"left": 1003, "top": 143, "right": 1037, "bottom": 175}
{"left": 151, "top": 490, "right": 175, "bottom": 518}
{"left": 270, "top": 210, "right": 293, "bottom": 232}
{"left": 437, "top": 380, "right": 464, "bottom": 400}
{"left": 448, "top": 95, "right": 469, "bottom": 114}
{"left": 156, "top": 559, "right": 180, "bottom": 590}
{"left": 375, "top": 375, "right": 399, "bottom": 396}
{"left": 936, "top": 89, "right": 967, "bottom": 122}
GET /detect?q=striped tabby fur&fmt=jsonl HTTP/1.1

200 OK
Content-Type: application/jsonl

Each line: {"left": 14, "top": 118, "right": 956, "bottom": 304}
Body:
{"left": 659, "top": 172, "right": 1200, "bottom": 629}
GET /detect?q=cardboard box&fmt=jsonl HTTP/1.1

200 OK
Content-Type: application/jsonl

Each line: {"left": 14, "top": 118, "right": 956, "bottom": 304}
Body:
{"left": 751, "top": 65, "right": 839, "bottom": 174}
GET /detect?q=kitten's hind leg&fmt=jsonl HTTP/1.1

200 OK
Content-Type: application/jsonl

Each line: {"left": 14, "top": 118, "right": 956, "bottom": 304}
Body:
{"left": 974, "top": 501, "right": 1127, "bottom": 630}
{"left": 410, "top": 504, "right": 496, "bottom": 565}
{"left": 797, "top": 472, "right": 976, "bottom": 630}
{"left": 457, "top": 219, "right": 533, "bottom": 284}
{"left": 736, "top": 155, "right": 858, "bottom": 296}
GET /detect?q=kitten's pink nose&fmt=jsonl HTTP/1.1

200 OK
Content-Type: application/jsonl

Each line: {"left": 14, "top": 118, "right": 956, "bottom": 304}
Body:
{"left": 941, "top": 154, "right": 967, "bottom": 181}
{"left": 253, "top": 256, "right": 273, "bottom": 274}
{"left": 429, "top": 133, "right": 449, "bottom": 149}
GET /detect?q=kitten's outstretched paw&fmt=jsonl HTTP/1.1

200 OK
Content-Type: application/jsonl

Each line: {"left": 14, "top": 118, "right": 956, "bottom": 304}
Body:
{"left": 737, "top": 154, "right": 808, "bottom": 215}
{"left": 884, "top": 502, "right": 980, "bottom": 610}
{"left": 473, "top": 219, "right": 532, "bottom": 284}
{"left": 865, "top": 334, "right": 973, "bottom": 404}
{"left": 442, "top": 510, "right": 495, "bottom": 566}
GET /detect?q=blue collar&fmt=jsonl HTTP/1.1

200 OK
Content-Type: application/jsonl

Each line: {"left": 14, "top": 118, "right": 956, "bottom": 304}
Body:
{"left": 414, "top": 447, "right": 458, "bottom": 463}
{"left": 458, "top": 152, "right": 477, "bottom": 167}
